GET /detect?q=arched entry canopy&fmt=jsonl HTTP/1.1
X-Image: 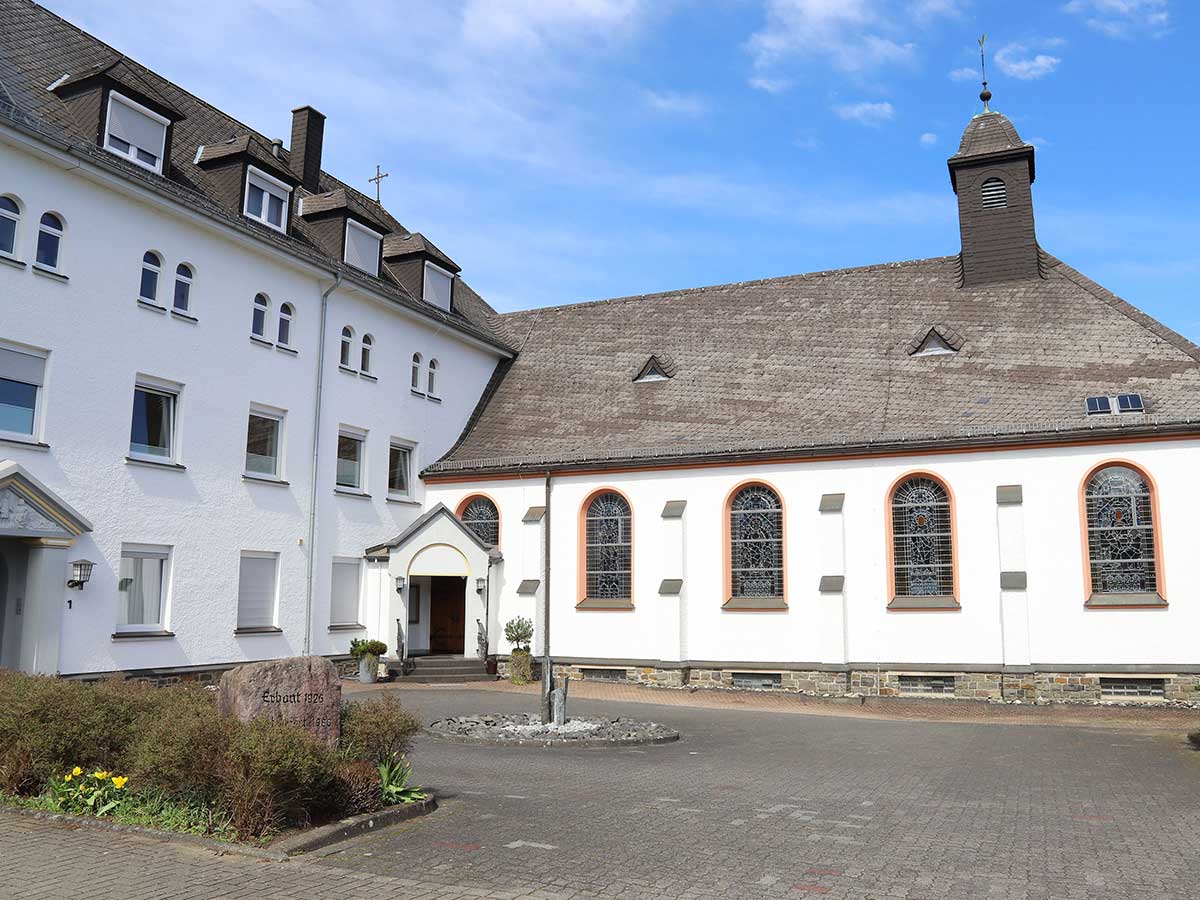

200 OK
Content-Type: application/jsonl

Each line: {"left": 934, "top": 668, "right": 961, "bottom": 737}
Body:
{"left": 366, "top": 503, "right": 501, "bottom": 660}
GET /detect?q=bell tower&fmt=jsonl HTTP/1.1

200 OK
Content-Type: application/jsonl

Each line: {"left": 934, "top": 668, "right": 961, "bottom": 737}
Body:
{"left": 947, "top": 83, "right": 1040, "bottom": 287}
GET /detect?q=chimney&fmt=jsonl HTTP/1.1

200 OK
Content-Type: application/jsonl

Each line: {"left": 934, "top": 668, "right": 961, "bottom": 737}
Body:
{"left": 290, "top": 105, "right": 325, "bottom": 193}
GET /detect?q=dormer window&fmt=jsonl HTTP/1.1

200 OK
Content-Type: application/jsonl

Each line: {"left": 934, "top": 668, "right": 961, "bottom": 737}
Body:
{"left": 244, "top": 166, "right": 291, "bottom": 233}
{"left": 104, "top": 91, "right": 168, "bottom": 174}
{"left": 423, "top": 261, "right": 453, "bottom": 312}
{"left": 344, "top": 219, "right": 382, "bottom": 276}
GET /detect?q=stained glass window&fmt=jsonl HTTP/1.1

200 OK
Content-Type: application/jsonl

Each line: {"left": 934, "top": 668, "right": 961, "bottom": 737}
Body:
{"left": 461, "top": 496, "right": 499, "bottom": 547}
{"left": 729, "top": 485, "right": 783, "bottom": 598}
{"left": 891, "top": 477, "right": 954, "bottom": 597}
{"left": 585, "top": 492, "right": 631, "bottom": 600}
{"left": 1085, "top": 466, "right": 1157, "bottom": 595}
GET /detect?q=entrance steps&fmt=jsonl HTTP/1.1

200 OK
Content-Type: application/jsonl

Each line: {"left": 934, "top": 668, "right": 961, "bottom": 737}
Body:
{"left": 388, "top": 655, "right": 495, "bottom": 684}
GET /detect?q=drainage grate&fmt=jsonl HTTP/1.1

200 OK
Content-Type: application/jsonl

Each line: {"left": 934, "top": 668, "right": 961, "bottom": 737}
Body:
{"left": 898, "top": 674, "right": 956, "bottom": 695}
{"left": 580, "top": 667, "right": 627, "bottom": 682}
{"left": 1100, "top": 677, "right": 1165, "bottom": 699}
{"left": 730, "top": 672, "right": 782, "bottom": 690}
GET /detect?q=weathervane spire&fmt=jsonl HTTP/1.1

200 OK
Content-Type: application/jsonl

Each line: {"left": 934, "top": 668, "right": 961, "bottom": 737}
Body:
{"left": 978, "top": 33, "right": 992, "bottom": 112}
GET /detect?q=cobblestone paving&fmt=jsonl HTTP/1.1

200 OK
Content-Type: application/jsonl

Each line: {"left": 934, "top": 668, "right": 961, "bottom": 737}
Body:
{"left": 3, "top": 687, "right": 1200, "bottom": 899}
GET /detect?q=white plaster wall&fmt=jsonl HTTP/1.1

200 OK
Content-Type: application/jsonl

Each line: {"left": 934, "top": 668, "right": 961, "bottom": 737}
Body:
{"left": 0, "top": 136, "right": 501, "bottom": 674}
{"left": 427, "top": 438, "right": 1200, "bottom": 668}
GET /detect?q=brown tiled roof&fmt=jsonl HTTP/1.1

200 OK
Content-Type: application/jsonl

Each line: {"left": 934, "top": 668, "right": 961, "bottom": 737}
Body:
{"left": 429, "top": 254, "right": 1200, "bottom": 474}
{"left": 382, "top": 232, "right": 460, "bottom": 273}
{"left": 0, "top": 0, "right": 509, "bottom": 351}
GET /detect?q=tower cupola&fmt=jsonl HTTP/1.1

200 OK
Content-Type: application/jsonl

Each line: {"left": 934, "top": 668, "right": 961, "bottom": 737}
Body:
{"left": 947, "top": 94, "right": 1039, "bottom": 287}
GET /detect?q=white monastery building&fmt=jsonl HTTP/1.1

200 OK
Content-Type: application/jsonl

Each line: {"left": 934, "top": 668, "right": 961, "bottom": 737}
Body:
{"left": 3, "top": 0, "right": 1199, "bottom": 702}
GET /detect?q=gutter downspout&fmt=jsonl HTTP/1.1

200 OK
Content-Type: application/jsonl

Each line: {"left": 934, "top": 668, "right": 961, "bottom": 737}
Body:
{"left": 303, "top": 271, "right": 343, "bottom": 656}
{"left": 540, "top": 471, "right": 553, "bottom": 722}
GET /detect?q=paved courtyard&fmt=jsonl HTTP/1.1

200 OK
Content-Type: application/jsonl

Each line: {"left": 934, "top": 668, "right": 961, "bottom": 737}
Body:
{"left": 2, "top": 686, "right": 1200, "bottom": 899}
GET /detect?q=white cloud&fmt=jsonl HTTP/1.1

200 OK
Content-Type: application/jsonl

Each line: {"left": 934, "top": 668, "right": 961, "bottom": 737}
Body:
{"left": 748, "top": 75, "right": 793, "bottom": 94}
{"left": 948, "top": 66, "right": 977, "bottom": 81}
{"left": 642, "top": 90, "right": 709, "bottom": 116}
{"left": 919, "top": 132, "right": 938, "bottom": 147}
{"left": 461, "top": 0, "right": 647, "bottom": 51}
{"left": 994, "top": 41, "right": 1062, "bottom": 80}
{"left": 1063, "top": 0, "right": 1170, "bottom": 39}
{"left": 835, "top": 100, "right": 895, "bottom": 125}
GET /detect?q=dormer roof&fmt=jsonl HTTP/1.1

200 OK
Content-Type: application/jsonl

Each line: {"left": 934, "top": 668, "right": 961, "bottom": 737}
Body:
{"left": 382, "top": 232, "right": 461, "bottom": 274}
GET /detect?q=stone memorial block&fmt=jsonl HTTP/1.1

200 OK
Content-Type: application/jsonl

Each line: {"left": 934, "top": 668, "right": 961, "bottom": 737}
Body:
{"left": 216, "top": 655, "right": 341, "bottom": 746}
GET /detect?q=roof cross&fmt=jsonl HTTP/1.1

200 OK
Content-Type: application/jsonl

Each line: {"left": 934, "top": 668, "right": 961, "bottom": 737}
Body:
{"left": 369, "top": 164, "right": 390, "bottom": 203}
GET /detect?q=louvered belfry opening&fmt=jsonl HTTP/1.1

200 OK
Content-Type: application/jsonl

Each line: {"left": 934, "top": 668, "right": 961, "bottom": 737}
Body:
{"left": 948, "top": 109, "right": 1039, "bottom": 286}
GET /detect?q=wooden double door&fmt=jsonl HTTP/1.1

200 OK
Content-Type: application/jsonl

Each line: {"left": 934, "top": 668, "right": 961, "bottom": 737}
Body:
{"left": 428, "top": 575, "right": 466, "bottom": 655}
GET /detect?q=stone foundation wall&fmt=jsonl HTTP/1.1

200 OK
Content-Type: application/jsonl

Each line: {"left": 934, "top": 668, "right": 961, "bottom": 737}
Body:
{"left": 690, "top": 668, "right": 848, "bottom": 694}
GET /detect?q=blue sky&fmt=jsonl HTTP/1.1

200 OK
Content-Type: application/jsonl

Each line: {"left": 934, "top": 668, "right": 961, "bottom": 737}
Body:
{"left": 42, "top": 0, "right": 1199, "bottom": 337}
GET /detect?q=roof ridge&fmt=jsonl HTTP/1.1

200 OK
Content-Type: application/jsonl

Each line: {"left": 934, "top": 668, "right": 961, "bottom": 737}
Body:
{"left": 499, "top": 254, "right": 958, "bottom": 319}
{"left": 1043, "top": 254, "right": 1200, "bottom": 365}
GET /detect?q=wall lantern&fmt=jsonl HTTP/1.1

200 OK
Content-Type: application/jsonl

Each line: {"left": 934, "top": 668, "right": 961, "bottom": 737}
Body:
{"left": 475, "top": 577, "right": 487, "bottom": 594}
{"left": 67, "top": 559, "right": 94, "bottom": 590}
{"left": 394, "top": 575, "right": 406, "bottom": 595}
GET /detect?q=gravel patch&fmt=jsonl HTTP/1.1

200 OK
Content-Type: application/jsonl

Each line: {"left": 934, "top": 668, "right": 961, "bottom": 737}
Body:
{"left": 427, "top": 714, "right": 679, "bottom": 746}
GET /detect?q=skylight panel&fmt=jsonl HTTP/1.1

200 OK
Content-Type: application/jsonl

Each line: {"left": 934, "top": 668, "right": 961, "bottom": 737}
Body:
{"left": 1116, "top": 393, "right": 1144, "bottom": 414}
{"left": 1085, "top": 396, "right": 1112, "bottom": 416}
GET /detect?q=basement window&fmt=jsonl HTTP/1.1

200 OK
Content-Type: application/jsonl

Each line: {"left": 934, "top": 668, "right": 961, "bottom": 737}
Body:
{"left": 898, "top": 674, "right": 956, "bottom": 695}
{"left": 1099, "top": 677, "right": 1165, "bottom": 699}
{"left": 731, "top": 672, "right": 782, "bottom": 690}
{"left": 580, "top": 667, "right": 626, "bottom": 683}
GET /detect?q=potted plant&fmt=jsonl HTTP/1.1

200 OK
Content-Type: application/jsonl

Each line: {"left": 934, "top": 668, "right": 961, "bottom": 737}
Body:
{"left": 349, "top": 638, "right": 388, "bottom": 684}
{"left": 504, "top": 616, "right": 534, "bottom": 685}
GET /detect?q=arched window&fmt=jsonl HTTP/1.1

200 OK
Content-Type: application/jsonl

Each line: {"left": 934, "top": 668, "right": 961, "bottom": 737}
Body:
{"left": 340, "top": 326, "right": 354, "bottom": 368}
{"left": 0, "top": 196, "right": 20, "bottom": 256}
{"left": 251, "top": 293, "right": 270, "bottom": 338}
{"left": 173, "top": 263, "right": 193, "bottom": 313}
{"left": 427, "top": 358, "right": 438, "bottom": 397}
{"left": 728, "top": 484, "right": 784, "bottom": 601}
{"left": 981, "top": 177, "right": 1007, "bottom": 209}
{"left": 277, "top": 303, "right": 293, "bottom": 346}
{"left": 1084, "top": 464, "right": 1160, "bottom": 598}
{"left": 583, "top": 491, "right": 632, "bottom": 603}
{"left": 360, "top": 334, "right": 373, "bottom": 374}
{"left": 36, "top": 212, "right": 63, "bottom": 270}
{"left": 411, "top": 353, "right": 422, "bottom": 391}
{"left": 890, "top": 475, "right": 955, "bottom": 601}
{"left": 460, "top": 495, "right": 499, "bottom": 546}
{"left": 139, "top": 251, "right": 162, "bottom": 302}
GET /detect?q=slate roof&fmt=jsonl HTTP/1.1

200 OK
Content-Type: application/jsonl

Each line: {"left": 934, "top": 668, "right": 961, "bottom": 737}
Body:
{"left": 952, "top": 110, "right": 1030, "bottom": 158}
{"left": 0, "top": 0, "right": 510, "bottom": 352}
{"left": 429, "top": 253, "right": 1200, "bottom": 475}
{"left": 382, "top": 232, "right": 460, "bottom": 273}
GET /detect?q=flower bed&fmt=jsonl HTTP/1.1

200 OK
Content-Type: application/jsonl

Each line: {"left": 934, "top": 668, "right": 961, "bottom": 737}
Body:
{"left": 0, "top": 670, "right": 426, "bottom": 843}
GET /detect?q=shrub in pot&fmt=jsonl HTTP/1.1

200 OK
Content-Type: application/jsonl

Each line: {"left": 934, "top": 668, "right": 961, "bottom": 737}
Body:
{"left": 504, "top": 616, "right": 534, "bottom": 685}
{"left": 349, "top": 639, "right": 388, "bottom": 684}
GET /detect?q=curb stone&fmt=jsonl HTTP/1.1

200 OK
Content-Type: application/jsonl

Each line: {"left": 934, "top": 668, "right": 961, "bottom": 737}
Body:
{"left": 270, "top": 797, "right": 437, "bottom": 855}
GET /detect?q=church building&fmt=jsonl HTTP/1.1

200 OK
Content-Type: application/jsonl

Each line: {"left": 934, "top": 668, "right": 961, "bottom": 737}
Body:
{"left": 3, "top": 0, "right": 1198, "bottom": 701}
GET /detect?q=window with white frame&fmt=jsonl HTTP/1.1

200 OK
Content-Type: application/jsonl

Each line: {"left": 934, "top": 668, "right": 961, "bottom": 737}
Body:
{"left": 330, "top": 558, "right": 362, "bottom": 625}
{"left": 336, "top": 429, "right": 365, "bottom": 490}
{"left": 423, "top": 261, "right": 453, "bottom": 311}
{"left": 139, "top": 251, "right": 162, "bottom": 303}
{"left": 236, "top": 551, "right": 278, "bottom": 630}
{"left": 277, "top": 303, "right": 294, "bottom": 346}
{"left": 360, "top": 334, "right": 373, "bottom": 374}
{"left": 104, "top": 91, "right": 168, "bottom": 174}
{"left": 36, "top": 213, "right": 63, "bottom": 270}
{"left": 388, "top": 441, "right": 412, "bottom": 497}
{"left": 340, "top": 326, "right": 354, "bottom": 368}
{"left": 118, "top": 544, "right": 169, "bottom": 631}
{"left": 427, "top": 358, "right": 439, "bottom": 398}
{"left": 243, "top": 166, "right": 291, "bottom": 232}
{"left": 344, "top": 219, "right": 382, "bottom": 276}
{"left": 129, "top": 379, "right": 178, "bottom": 462}
{"left": 251, "top": 293, "right": 270, "bottom": 339}
{"left": 0, "top": 196, "right": 20, "bottom": 256}
{"left": 173, "top": 264, "right": 193, "bottom": 313}
{"left": 0, "top": 341, "right": 47, "bottom": 440}
{"left": 245, "top": 406, "right": 284, "bottom": 478}
{"left": 410, "top": 353, "right": 422, "bottom": 393}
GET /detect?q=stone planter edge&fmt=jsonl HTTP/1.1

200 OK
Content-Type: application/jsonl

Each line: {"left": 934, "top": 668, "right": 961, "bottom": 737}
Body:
{"left": 270, "top": 796, "right": 438, "bottom": 856}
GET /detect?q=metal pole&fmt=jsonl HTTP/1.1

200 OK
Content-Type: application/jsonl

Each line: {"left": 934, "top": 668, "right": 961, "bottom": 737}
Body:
{"left": 541, "top": 471, "right": 553, "bottom": 722}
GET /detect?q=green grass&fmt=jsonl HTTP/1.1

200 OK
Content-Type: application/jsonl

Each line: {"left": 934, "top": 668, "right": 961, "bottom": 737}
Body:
{"left": 0, "top": 790, "right": 239, "bottom": 843}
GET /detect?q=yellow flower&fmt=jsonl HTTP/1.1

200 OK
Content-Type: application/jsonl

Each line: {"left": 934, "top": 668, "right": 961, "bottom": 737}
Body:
{"left": 72, "top": 767, "right": 82, "bottom": 776}
{"left": 112, "top": 776, "right": 128, "bottom": 789}
{"left": 92, "top": 771, "right": 108, "bottom": 780}
{"left": 63, "top": 774, "right": 72, "bottom": 782}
